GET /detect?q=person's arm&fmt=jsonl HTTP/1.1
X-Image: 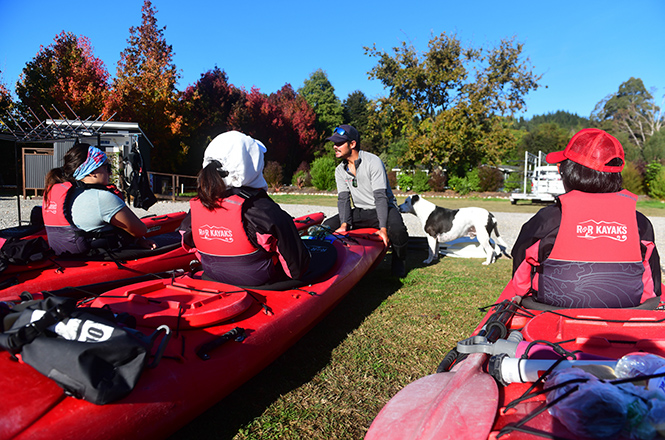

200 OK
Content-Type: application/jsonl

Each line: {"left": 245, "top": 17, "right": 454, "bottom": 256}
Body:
{"left": 110, "top": 206, "right": 148, "bottom": 237}
{"left": 110, "top": 206, "right": 156, "bottom": 249}
{"left": 373, "top": 189, "right": 390, "bottom": 246}
{"left": 637, "top": 212, "right": 662, "bottom": 296}
{"left": 334, "top": 166, "right": 352, "bottom": 232}
{"left": 511, "top": 206, "right": 560, "bottom": 274}
{"left": 337, "top": 191, "right": 352, "bottom": 231}
{"left": 246, "top": 196, "right": 311, "bottom": 280}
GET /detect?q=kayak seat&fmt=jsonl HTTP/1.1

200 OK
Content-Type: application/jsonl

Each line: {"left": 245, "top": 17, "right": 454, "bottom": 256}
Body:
{"left": 521, "top": 295, "right": 661, "bottom": 311}
{"left": 201, "top": 239, "right": 338, "bottom": 291}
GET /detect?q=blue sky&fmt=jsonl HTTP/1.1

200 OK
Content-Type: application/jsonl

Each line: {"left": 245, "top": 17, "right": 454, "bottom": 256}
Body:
{"left": 0, "top": 0, "right": 663, "bottom": 119}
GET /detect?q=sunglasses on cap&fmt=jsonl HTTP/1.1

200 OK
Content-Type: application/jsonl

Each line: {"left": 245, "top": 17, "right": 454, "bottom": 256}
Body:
{"left": 333, "top": 127, "right": 347, "bottom": 137}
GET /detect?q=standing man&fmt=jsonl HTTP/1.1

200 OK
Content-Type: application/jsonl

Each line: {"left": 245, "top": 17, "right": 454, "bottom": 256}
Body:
{"left": 323, "top": 125, "right": 409, "bottom": 277}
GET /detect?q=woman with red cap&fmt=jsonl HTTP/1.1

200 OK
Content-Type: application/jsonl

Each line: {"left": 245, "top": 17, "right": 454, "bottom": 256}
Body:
{"left": 510, "top": 128, "right": 661, "bottom": 309}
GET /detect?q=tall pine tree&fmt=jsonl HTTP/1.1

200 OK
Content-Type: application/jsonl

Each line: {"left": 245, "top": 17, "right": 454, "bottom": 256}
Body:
{"left": 106, "top": 0, "right": 181, "bottom": 171}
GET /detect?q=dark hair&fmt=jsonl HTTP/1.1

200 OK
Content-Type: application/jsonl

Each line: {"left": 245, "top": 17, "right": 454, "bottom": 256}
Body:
{"left": 559, "top": 158, "right": 623, "bottom": 193}
{"left": 43, "top": 142, "right": 91, "bottom": 202}
{"left": 196, "top": 161, "right": 229, "bottom": 210}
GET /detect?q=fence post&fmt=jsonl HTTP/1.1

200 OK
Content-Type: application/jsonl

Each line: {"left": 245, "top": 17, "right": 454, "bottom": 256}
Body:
{"left": 171, "top": 174, "right": 176, "bottom": 201}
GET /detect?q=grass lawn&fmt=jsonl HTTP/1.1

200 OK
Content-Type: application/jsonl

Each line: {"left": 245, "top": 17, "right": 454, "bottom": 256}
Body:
{"left": 169, "top": 192, "right": 665, "bottom": 439}
{"left": 170, "top": 249, "right": 512, "bottom": 439}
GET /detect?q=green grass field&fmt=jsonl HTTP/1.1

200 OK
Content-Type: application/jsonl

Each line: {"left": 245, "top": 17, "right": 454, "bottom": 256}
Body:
{"left": 168, "top": 194, "right": 665, "bottom": 439}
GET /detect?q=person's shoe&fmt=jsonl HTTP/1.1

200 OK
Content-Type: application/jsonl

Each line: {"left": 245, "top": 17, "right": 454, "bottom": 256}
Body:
{"left": 391, "top": 257, "right": 407, "bottom": 278}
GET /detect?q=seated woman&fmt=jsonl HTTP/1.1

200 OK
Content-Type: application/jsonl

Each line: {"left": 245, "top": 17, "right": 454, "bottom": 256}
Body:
{"left": 511, "top": 128, "right": 661, "bottom": 308}
{"left": 43, "top": 142, "right": 156, "bottom": 256}
{"left": 179, "top": 131, "right": 311, "bottom": 286}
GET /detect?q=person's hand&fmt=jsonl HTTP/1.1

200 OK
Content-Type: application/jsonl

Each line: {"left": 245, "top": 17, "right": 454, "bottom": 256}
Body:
{"left": 137, "top": 237, "right": 157, "bottom": 250}
{"left": 335, "top": 223, "right": 349, "bottom": 234}
{"left": 376, "top": 227, "right": 389, "bottom": 247}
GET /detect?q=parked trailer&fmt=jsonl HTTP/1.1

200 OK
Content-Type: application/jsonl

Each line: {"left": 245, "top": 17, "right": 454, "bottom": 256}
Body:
{"left": 509, "top": 151, "right": 564, "bottom": 204}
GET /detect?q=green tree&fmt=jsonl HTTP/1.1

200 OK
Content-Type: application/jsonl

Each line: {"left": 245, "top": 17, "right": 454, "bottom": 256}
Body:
{"left": 592, "top": 78, "right": 664, "bottom": 156}
{"left": 643, "top": 129, "right": 665, "bottom": 163}
{"left": 365, "top": 33, "right": 541, "bottom": 176}
{"left": 342, "top": 90, "right": 379, "bottom": 152}
{"left": 16, "top": 31, "right": 109, "bottom": 119}
{"left": 519, "top": 122, "right": 569, "bottom": 156}
{"left": 106, "top": 0, "right": 181, "bottom": 172}
{"left": 298, "top": 69, "right": 343, "bottom": 141}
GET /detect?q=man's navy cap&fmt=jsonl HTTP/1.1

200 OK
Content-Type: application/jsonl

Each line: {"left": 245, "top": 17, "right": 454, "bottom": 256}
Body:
{"left": 326, "top": 125, "right": 359, "bottom": 144}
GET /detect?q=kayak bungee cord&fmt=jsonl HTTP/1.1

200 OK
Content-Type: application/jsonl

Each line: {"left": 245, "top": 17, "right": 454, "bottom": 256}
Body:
{"left": 437, "top": 299, "right": 523, "bottom": 373}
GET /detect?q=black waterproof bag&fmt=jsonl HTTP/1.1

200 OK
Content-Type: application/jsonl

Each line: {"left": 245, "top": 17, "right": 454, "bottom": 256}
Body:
{"left": 0, "top": 297, "right": 170, "bottom": 405}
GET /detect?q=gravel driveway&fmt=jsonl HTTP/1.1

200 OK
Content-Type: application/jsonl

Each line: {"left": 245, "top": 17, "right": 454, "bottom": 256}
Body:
{"left": 3, "top": 197, "right": 665, "bottom": 258}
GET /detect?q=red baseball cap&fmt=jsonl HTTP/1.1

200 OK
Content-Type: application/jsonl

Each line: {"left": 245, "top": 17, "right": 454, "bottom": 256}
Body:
{"left": 546, "top": 128, "right": 625, "bottom": 173}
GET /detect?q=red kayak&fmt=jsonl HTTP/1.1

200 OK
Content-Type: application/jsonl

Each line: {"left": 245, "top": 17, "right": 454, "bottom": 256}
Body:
{"left": 0, "top": 228, "right": 385, "bottom": 440}
{"left": 0, "top": 212, "right": 325, "bottom": 301}
{"left": 366, "top": 282, "right": 665, "bottom": 440}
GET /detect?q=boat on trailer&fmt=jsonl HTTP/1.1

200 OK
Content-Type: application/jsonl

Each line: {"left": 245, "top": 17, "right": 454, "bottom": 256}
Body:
{"left": 366, "top": 282, "right": 665, "bottom": 440}
{"left": 0, "top": 227, "right": 385, "bottom": 440}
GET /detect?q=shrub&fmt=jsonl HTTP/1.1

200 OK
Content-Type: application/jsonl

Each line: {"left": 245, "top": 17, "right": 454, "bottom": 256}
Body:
{"left": 622, "top": 162, "right": 645, "bottom": 195}
{"left": 264, "top": 161, "right": 283, "bottom": 191}
{"left": 291, "top": 161, "right": 312, "bottom": 189}
{"left": 412, "top": 170, "right": 431, "bottom": 193}
{"left": 310, "top": 156, "right": 337, "bottom": 191}
{"left": 478, "top": 166, "right": 503, "bottom": 192}
{"left": 397, "top": 173, "right": 414, "bottom": 191}
{"left": 428, "top": 169, "right": 447, "bottom": 192}
{"left": 503, "top": 172, "right": 523, "bottom": 193}
{"left": 647, "top": 164, "right": 665, "bottom": 200}
{"left": 448, "top": 169, "right": 480, "bottom": 195}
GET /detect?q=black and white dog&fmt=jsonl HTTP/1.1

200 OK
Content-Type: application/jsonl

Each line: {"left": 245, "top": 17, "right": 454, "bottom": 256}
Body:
{"left": 399, "top": 195, "right": 510, "bottom": 265}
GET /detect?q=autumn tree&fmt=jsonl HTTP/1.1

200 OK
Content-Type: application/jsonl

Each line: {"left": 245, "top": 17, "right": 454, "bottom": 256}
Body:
{"left": 16, "top": 31, "right": 109, "bottom": 120}
{"left": 591, "top": 77, "right": 664, "bottom": 157}
{"left": 298, "top": 69, "right": 343, "bottom": 141}
{"left": 179, "top": 67, "right": 244, "bottom": 173}
{"left": 228, "top": 85, "right": 317, "bottom": 182}
{"left": 365, "top": 33, "right": 541, "bottom": 176}
{"left": 106, "top": 0, "right": 181, "bottom": 172}
{"left": 0, "top": 75, "right": 12, "bottom": 116}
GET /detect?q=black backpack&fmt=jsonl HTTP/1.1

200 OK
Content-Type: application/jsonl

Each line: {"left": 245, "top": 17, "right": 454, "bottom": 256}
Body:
{"left": 0, "top": 236, "right": 51, "bottom": 273}
{"left": 0, "top": 297, "right": 170, "bottom": 405}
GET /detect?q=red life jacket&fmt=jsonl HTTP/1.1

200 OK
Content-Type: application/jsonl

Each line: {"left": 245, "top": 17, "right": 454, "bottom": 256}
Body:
{"left": 43, "top": 182, "right": 129, "bottom": 256}
{"left": 42, "top": 182, "right": 91, "bottom": 255}
{"left": 190, "top": 195, "right": 279, "bottom": 285}
{"left": 190, "top": 195, "right": 258, "bottom": 256}
{"left": 514, "top": 190, "right": 655, "bottom": 308}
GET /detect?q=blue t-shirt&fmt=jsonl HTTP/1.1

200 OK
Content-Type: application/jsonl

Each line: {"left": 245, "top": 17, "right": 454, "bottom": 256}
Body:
{"left": 70, "top": 188, "right": 126, "bottom": 232}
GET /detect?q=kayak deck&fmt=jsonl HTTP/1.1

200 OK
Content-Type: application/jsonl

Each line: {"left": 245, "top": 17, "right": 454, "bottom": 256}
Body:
{"left": 1, "top": 229, "right": 385, "bottom": 440}
{"left": 367, "top": 282, "right": 665, "bottom": 440}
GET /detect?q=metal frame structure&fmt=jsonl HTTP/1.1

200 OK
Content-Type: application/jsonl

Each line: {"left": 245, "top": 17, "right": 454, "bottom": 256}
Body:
{"left": 0, "top": 105, "right": 151, "bottom": 225}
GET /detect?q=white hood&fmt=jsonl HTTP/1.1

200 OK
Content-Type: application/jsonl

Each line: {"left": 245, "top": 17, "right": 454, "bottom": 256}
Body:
{"left": 202, "top": 131, "right": 268, "bottom": 190}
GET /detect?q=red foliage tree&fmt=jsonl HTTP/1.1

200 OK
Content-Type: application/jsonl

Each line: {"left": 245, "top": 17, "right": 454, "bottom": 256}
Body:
{"left": 16, "top": 31, "right": 109, "bottom": 120}
{"left": 178, "top": 67, "right": 244, "bottom": 173}
{"left": 227, "top": 85, "right": 318, "bottom": 182}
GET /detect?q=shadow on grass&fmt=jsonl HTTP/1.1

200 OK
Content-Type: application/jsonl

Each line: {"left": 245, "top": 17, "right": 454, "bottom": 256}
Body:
{"left": 168, "top": 248, "right": 425, "bottom": 440}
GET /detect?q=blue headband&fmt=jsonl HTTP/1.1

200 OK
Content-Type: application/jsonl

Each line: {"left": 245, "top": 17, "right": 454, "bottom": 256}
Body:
{"left": 73, "top": 146, "right": 107, "bottom": 180}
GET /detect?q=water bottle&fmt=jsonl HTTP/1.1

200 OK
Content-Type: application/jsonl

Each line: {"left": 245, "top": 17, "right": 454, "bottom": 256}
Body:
{"left": 615, "top": 352, "right": 665, "bottom": 385}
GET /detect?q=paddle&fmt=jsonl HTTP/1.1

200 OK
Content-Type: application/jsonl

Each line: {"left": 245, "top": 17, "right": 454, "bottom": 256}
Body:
{"left": 366, "top": 300, "right": 521, "bottom": 440}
